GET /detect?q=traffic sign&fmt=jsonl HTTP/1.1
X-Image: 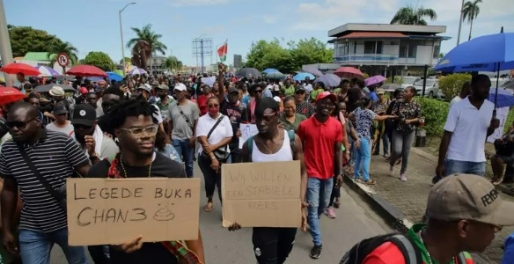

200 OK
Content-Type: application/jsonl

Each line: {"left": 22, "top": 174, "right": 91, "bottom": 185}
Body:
{"left": 57, "top": 53, "right": 70, "bottom": 67}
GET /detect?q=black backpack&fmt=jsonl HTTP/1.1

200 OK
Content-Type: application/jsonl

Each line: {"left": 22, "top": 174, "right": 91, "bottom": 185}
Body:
{"left": 340, "top": 233, "right": 468, "bottom": 264}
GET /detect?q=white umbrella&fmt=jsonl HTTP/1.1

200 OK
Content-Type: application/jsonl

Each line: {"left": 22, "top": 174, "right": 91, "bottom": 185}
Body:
{"left": 129, "top": 67, "right": 148, "bottom": 75}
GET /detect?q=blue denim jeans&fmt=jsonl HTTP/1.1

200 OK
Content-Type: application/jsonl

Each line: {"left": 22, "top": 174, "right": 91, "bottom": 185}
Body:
{"left": 19, "top": 228, "right": 88, "bottom": 264}
{"left": 445, "top": 159, "right": 486, "bottom": 176}
{"left": 172, "top": 138, "right": 194, "bottom": 177}
{"left": 354, "top": 137, "right": 371, "bottom": 181}
{"left": 307, "top": 177, "right": 334, "bottom": 246}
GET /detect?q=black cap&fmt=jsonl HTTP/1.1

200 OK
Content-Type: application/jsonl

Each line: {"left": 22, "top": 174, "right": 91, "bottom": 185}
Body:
{"left": 53, "top": 102, "right": 68, "bottom": 115}
{"left": 71, "top": 104, "right": 96, "bottom": 127}
{"left": 228, "top": 87, "right": 238, "bottom": 94}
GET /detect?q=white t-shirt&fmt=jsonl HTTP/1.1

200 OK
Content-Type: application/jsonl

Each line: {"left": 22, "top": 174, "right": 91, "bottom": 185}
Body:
{"left": 444, "top": 97, "right": 494, "bottom": 162}
{"left": 46, "top": 121, "right": 74, "bottom": 136}
{"left": 195, "top": 114, "right": 233, "bottom": 154}
{"left": 449, "top": 96, "right": 463, "bottom": 109}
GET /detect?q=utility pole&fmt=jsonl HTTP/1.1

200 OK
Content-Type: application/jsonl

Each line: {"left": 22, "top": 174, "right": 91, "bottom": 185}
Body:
{"left": 119, "top": 2, "right": 136, "bottom": 76}
{"left": 456, "top": 0, "right": 465, "bottom": 46}
{"left": 0, "top": 0, "right": 14, "bottom": 86}
{"left": 200, "top": 39, "right": 204, "bottom": 74}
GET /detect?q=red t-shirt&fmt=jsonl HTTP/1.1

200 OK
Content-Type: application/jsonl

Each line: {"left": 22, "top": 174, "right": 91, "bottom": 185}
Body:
{"left": 197, "top": 94, "right": 209, "bottom": 116}
{"left": 297, "top": 116, "right": 343, "bottom": 179}
{"left": 362, "top": 242, "right": 406, "bottom": 264}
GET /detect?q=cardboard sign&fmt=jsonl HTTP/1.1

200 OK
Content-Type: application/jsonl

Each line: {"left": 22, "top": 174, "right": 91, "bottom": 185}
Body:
{"left": 67, "top": 178, "right": 201, "bottom": 246}
{"left": 239, "top": 123, "right": 258, "bottom": 149}
{"left": 222, "top": 161, "right": 302, "bottom": 228}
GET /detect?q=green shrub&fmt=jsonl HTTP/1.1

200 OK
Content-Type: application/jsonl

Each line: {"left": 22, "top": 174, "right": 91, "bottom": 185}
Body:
{"left": 439, "top": 73, "right": 471, "bottom": 99}
{"left": 385, "top": 76, "right": 403, "bottom": 84}
{"left": 417, "top": 98, "right": 449, "bottom": 136}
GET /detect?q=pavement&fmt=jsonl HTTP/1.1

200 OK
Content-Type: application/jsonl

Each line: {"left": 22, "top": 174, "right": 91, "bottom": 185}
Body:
{"left": 343, "top": 146, "right": 514, "bottom": 264}
{"left": 50, "top": 161, "right": 392, "bottom": 263}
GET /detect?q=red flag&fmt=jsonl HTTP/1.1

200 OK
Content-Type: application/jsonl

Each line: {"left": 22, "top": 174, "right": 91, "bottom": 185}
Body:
{"left": 217, "top": 40, "right": 228, "bottom": 62}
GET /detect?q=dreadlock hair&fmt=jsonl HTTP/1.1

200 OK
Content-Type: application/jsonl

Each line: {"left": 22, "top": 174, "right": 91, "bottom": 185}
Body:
{"left": 107, "top": 98, "right": 157, "bottom": 130}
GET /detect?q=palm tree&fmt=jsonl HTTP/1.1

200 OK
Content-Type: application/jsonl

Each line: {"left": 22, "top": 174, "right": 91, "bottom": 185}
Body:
{"left": 127, "top": 24, "right": 167, "bottom": 56}
{"left": 163, "top": 56, "right": 183, "bottom": 73}
{"left": 390, "top": 6, "right": 437, "bottom": 25}
{"left": 462, "top": 0, "right": 482, "bottom": 41}
{"left": 46, "top": 41, "right": 79, "bottom": 70}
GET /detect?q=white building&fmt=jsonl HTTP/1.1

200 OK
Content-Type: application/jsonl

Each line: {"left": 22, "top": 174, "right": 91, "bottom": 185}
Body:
{"left": 326, "top": 23, "right": 450, "bottom": 76}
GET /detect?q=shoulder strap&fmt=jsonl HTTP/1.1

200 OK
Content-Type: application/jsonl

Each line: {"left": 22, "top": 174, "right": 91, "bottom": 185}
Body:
{"left": 287, "top": 130, "right": 296, "bottom": 154}
{"left": 455, "top": 252, "right": 470, "bottom": 264}
{"left": 387, "top": 234, "right": 421, "bottom": 264}
{"left": 16, "top": 145, "right": 64, "bottom": 206}
{"left": 206, "top": 115, "right": 224, "bottom": 139}
{"left": 247, "top": 135, "right": 254, "bottom": 162}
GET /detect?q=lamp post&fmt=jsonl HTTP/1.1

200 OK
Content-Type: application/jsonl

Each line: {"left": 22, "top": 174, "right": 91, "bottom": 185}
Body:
{"left": 119, "top": 2, "right": 136, "bottom": 76}
{"left": 456, "top": 0, "right": 465, "bottom": 46}
{"left": 0, "top": 0, "right": 14, "bottom": 86}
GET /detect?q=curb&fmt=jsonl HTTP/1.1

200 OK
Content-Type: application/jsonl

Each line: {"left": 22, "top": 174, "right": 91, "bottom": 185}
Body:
{"left": 344, "top": 157, "right": 494, "bottom": 263}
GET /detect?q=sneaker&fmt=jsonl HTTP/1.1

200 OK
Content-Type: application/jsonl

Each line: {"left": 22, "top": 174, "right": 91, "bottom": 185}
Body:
{"left": 309, "top": 245, "right": 322, "bottom": 259}
{"left": 388, "top": 166, "right": 394, "bottom": 177}
{"left": 325, "top": 207, "right": 336, "bottom": 219}
{"left": 400, "top": 173, "right": 407, "bottom": 182}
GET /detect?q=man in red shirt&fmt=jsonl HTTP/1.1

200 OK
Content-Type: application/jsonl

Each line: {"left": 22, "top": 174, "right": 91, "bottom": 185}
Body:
{"left": 298, "top": 91, "right": 343, "bottom": 259}
{"left": 196, "top": 84, "right": 212, "bottom": 116}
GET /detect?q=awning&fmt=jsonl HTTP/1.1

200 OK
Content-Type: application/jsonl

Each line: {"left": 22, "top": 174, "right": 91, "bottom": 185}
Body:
{"left": 337, "top": 32, "right": 408, "bottom": 39}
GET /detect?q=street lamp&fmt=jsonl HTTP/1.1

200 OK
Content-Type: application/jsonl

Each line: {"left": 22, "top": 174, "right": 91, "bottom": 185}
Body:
{"left": 456, "top": 0, "right": 465, "bottom": 46}
{"left": 119, "top": 2, "right": 136, "bottom": 76}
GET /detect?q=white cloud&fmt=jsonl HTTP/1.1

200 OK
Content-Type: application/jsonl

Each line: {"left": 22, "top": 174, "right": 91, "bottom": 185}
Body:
{"left": 262, "top": 14, "right": 278, "bottom": 24}
{"left": 171, "top": 0, "right": 228, "bottom": 7}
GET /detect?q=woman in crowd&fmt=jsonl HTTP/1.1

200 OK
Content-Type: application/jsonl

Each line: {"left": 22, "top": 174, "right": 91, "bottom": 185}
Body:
{"left": 196, "top": 97, "right": 233, "bottom": 212}
{"left": 389, "top": 86, "right": 422, "bottom": 182}
{"left": 279, "top": 96, "right": 306, "bottom": 133}
{"left": 350, "top": 97, "right": 395, "bottom": 185}
{"left": 384, "top": 88, "right": 404, "bottom": 163}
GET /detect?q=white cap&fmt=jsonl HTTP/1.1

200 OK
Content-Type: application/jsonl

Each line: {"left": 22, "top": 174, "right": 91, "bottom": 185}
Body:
{"left": 273, "top": 96, "right": 281, "bottom": 102}
{"left": 174, "top": 83, "right": 187, "bottom": 91}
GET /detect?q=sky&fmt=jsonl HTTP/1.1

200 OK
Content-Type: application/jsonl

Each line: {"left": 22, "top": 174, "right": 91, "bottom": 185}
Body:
{"left": 4, "top": 0, "right": 513, "bottom": 67}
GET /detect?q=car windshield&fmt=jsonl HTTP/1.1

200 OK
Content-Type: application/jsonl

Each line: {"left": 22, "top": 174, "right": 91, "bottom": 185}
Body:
{"left": 413, "top": 80, "right": 437, "bottom": 87}
{"left": 403, "top": 77, "right": 419, "bottom": 84}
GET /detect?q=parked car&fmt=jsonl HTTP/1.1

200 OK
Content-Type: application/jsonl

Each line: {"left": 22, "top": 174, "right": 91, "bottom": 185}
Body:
{"left": 412, "top": 79, "right": 445, "bottom": 99}
{"left": 401, "top": 76, "right": 421, "bottom": 88}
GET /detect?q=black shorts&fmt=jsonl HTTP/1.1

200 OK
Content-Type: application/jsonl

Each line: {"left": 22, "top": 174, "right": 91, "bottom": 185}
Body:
{"left": 252, "top": 227, "right": 297, "bottom": 264}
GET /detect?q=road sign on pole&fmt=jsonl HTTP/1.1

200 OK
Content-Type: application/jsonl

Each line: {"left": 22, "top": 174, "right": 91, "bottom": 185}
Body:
{"left": 57, "top": 53, "right": 70, "bottom": 67}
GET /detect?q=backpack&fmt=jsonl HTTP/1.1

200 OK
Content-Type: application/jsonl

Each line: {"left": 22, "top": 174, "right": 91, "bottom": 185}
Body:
{"left": 339, "top": 233, "right": 469, "bottom": 264}
{"left": 247, "top": 130, "right": 296, "bottom": 162}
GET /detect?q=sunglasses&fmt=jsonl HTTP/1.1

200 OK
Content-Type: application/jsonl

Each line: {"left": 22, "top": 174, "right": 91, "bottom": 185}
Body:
{"left": 295, "top": 91, "right": 305, "bottom": 94}
{"left": 255, "top": 90, "right": 263, "bottom": 94}
{"left": 74, "top": 124, "right": 92, "bottom": 130}
{"left": 6, "top": 117, "right": 37, "bottom": 130}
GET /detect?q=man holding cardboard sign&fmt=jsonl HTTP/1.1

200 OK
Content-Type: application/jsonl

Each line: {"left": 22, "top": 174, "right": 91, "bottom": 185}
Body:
{"left": 84, "top": 99, "right": 205, "bottom": 264}
{"left": 226, "top": 97, "right": 308, "bottom": 264}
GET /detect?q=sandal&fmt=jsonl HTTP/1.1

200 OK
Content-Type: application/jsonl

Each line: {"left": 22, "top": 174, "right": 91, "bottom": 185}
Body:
{"left": 395, "top": 158, "right": 402, "bottom": 165}
{"left": 363, "top": 179, "right": 376, "bottom": 185}
{"left": 203, "top": 202, "right": 213, "bottom": 212}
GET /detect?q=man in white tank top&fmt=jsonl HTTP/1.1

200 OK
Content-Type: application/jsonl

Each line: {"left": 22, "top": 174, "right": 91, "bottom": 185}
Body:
{"left": 229, "top": 97, "right": 308, "bottom": 264}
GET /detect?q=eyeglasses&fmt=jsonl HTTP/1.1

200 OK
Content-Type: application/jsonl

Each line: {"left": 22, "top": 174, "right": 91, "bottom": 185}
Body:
{"left": 208, "top": 104, "right": 219, "bottom": 108}
{"left": 255, "top": 90, "right": 263, "bottom": 94}
{"left": 119, "top": 124, "right": 159, "bottom": 137}
{"left": 6, "top": 117, "right": 37, "bottom": 130}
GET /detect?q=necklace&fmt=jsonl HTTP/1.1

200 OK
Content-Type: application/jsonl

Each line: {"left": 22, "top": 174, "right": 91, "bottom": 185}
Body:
{"left": 119, "top": 152, "right": 154, "bottom": 178}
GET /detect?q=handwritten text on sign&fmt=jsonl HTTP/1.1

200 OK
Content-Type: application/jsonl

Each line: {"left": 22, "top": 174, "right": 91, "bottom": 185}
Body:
{"left": 222, "top": 161, "right": 301, "bottom": 228}
{"left": 67, "top": 178, "right": 201, "bottom": 246}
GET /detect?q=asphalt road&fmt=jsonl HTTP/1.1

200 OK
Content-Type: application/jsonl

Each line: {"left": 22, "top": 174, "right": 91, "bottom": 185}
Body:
{"left": 50, "top": 164, "right": 391, "bottom": 263}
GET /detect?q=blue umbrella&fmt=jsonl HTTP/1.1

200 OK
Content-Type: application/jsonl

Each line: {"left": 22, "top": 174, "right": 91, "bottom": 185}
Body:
{"left": 315, "top": 74, "right": 341, "bottom": 87}
{"left": 489, "top": 88, "right": 514, "bottom": 108}
{"left": 293, "top": 72, "right": 315, "bottom": 81}
{"left": 106, "top": 71, "right": 123, "bottom": 82}
{"left": 263, "top": 68, "right": 279, "bottom": 74}
{"left": 434, "top": 31, "right": 514, "bottom": 72}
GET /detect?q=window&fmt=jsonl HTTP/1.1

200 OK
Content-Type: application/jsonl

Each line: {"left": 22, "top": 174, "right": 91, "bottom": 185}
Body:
{"left": 433, "top": 45, "right": 441, "bottom": 58}
{"left": 408, "top": 42, "right": 417, "bottom": 58}
{"left": 363, "top": 41, "right": 383, "bottom": 54}
{"left": 399, "top": 41, "right": 408, "bottom": 58}
{"left": 364, "top": 42, "right": 374, "bottom": 54}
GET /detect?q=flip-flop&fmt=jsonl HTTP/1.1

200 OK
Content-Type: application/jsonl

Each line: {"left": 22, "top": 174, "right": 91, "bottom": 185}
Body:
{"left": 204, "top": 202, "right": 213, "bottom": 212}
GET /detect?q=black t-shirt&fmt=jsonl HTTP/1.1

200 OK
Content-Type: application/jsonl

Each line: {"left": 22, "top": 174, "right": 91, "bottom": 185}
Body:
{"left": 221, "top": 100, "right": 247, "bottom": 150}
{"left": 87, "top": 152, "right": 186, "bottom": 264}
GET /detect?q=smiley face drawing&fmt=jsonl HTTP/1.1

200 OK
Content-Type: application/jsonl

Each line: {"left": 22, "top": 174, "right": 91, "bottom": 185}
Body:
{"left": 153, "top": 203, "right": 175, "bottom": 221}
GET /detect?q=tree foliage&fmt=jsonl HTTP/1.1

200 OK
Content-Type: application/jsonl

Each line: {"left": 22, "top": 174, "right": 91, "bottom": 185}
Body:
{"left": 8, "top": 26, "right": 66, "bottom": 57}
{"left": 119, "top": 57, "right": 131, "bottom": 64}
{"left": 127, "top": 24, "right": 167, "bottom": 56}
{"left": 47, "top": 41, "right": 79, "bottom": 66}
{"left": 163, "top": 56, "right": 183, "bottom": 72}
{"left": 462, "top": 0, "right": 482, "bottom": 40}
{"left": 439, "top": 73, "right": 472, "bottom": 99}
{"left": 245, "top": 38, "right": 333, "bottom": 73}
{"left": 390, "top": 6, "right": 437, "bottom": 25}
{"left": 418, "top": 98, "right": 449, "bottom": 136}
{"left": 83, "top": 51, "right": 114, "bottom": 71}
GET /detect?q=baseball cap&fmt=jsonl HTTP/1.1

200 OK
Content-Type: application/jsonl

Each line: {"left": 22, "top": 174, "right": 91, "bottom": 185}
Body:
{"left": 228, "top": 87, "right": 238, "bottom": 94}
{"left": 137, "top": 84, "right": 151, "bottom": 93}
{"left": 295, "top": 86, "right": 306, "bottom": 93}
{"left": 316, "top": 91, "right": 337, "bottom": 102}
{"left": 174, "top": 83, "right": 187, "bottom": 92}
{"left": 53, "top": 102, "right": 68, "bottom": 115}
{"left": 151, "top": 80, "right": 159, "bottom": 86}
{"left": 427, "top": 174, "right": 514, "bottom": 226}
{"left": 156, "top": 84, "right": 170, "bottom": 90}
{"left": 79, "top": 87, "right": 88, "bottom": 95}
{"left": 71, "top": 104, "right": 97, "bottom": 127}
{"left": 377, "top": 88, "right": 386, "bottom": 95}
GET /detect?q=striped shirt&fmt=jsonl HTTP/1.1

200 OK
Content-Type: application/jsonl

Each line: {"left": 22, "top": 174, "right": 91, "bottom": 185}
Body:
{"left": 0, "top": 130, "right": 89, "bottom": 233}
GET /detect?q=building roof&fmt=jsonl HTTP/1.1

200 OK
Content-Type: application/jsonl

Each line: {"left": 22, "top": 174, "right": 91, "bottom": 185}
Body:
{"left": 338, "top": 32, "right": 409, "bottom": 39}
{"left": 23, "top": 52, "right": 56, "bottom": 61}
{"left": 328, "top": 23, "right": 447, "bottom": 38}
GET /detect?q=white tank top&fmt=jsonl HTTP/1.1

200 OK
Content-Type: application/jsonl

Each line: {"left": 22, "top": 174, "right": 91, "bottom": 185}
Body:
{"left": 251, "top": 130, "right": 293, "bottom": 162}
